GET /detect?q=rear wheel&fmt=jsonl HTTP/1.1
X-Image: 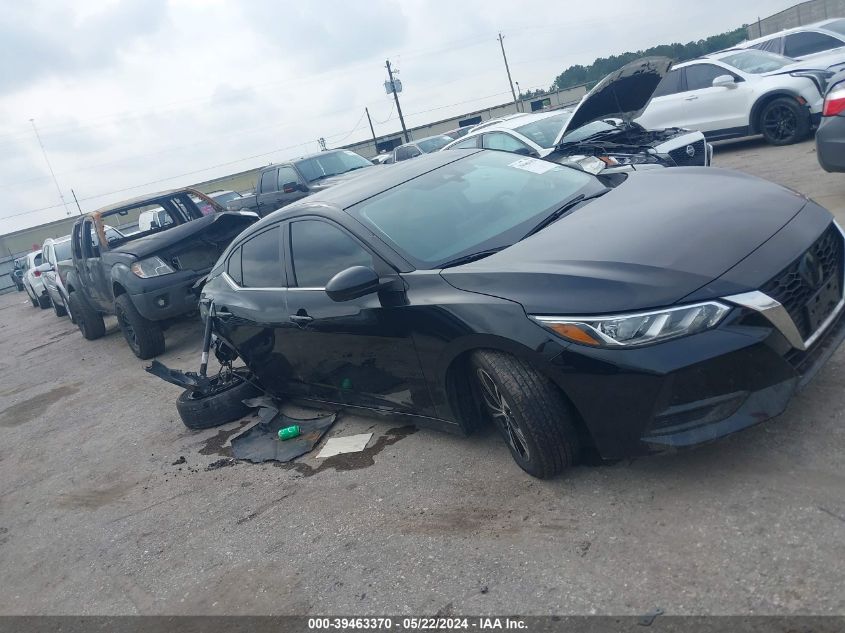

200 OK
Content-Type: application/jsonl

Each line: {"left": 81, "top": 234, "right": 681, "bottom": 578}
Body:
{"left": 471, "top": 350, "right": 581, "bottom": 479}
{"left": 68, "top": 291, "right": 105, "bottom": 340}
{"left": 176, "top": 372, "right": 262, "bottom": 429}
{"left": 759, "top": 97, "right": 810, "bottom": 145}
{"left": 114, "top": 294, "right": 164, "bottom": 359}
{"left": 52, "top": 295, "right": 67, "bottom": 317}
{"left": 37, "top": 293, "right": 52, "bottom": 309}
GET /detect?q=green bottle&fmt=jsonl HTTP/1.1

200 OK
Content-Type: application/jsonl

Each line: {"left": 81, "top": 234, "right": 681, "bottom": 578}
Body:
{"left": 278, "top": 425, "right": 301, "bottom": 441}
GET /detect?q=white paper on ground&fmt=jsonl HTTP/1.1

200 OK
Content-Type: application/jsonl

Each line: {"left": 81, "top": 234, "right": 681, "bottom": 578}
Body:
{"left": 316, "top": 433, "right": 373, "bottom": 458}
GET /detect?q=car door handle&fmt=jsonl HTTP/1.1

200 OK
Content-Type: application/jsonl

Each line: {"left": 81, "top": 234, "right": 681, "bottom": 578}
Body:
{"left": 215, "top": 307, "right": 233, "bottom": 321}
{"left": 684, "top": 95, "right": 699, "bottom": 101}
{"left": 289, "top": 314, "right": 313, "bottom": 325}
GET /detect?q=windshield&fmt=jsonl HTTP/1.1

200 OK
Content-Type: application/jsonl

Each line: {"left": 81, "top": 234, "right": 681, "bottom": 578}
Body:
{"left": 560, "top": 119, "right": 618, "bottom": 144}
{"left": 719, "top": 50, "right": 791, "bottom": 73}
{"left": 417, "top": 135, "right": 454, "bottom": 153}
{"left": 348, "top": 151, "right": 598, "bottom": 268}
{"left": 295, "top": 150, "right": 372, "bottom": 182}
{"left": 515, "top": 113, "right": 570, "bottom": 148}
{"left": 53, "top": 239, "right": 72, "bottom": 262}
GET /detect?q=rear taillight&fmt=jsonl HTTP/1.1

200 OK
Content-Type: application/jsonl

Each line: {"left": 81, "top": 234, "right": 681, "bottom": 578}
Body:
{"left": 823, "top": 84, "right": 845, "bottom": 116}
{"left": 33, "top": 270, "right": 41, "bottom": 277}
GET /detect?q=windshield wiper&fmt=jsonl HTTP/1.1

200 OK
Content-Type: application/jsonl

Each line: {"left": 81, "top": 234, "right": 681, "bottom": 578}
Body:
{"left": 522, "top": 189, "right": 610, "bottom": 239}
{"left": 440, "top": 247, "right": 506, "bottom": 269}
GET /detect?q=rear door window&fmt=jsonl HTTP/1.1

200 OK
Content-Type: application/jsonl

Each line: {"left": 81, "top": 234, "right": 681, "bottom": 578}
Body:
{"left": 241, "top": 227, "right": 284, "bottom": 288}
{"left": 482, "top": 132, "right": 533, "bottom": 154}
{"left": 395, "top": 145, "right": 421, "bottom": 161}
{"left": 449, "top": 136, "right": 481, "bottom": 149}
{"left": 751, "top": 37, "right": 783, "bottom": 53}
{"left": 259, "top": 168, "right": 278, "bottom": 193}
{"left": 784, "top": 31, "right": 843, "bottom": 57}
{"left": 227, "top": 246, "right": 243, "bottom": 285}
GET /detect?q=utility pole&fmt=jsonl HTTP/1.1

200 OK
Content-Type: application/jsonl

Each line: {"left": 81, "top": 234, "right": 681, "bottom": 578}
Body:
{"left": 30, "top": 118, "right": 71, "bottom": 216}
{"left": 385, "top": 60, "right": 410, "bottom": 143}
{"left": 365, "top": 107, "right": 379, "bottom": 154}
{"left": 498, "top": 33, "right": 520, "bottom": 113}
{"left": 71, "top": 189, "right": 83, "bottom": 215}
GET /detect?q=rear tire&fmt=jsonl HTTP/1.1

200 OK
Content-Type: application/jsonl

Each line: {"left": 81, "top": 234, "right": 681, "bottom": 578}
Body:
{"left": 114, "top": 294, "right": 165, "bottom": 359}
{"left": 68, "top": 291, "right": 106, "bottom": 340}
{"left": 37, "top": 294, "right": 52, "bottom": 309}
{"left": 759, "top": 97, "right": 810, "bottom": 145}
{"left": 176, "top": 375, "right": 262, "bottom": 429}
{"left": 52, "top": 295, "right": 67, "bottom": 317}
{"left": 471, "top": 350, "right": 581, "bottom": 479}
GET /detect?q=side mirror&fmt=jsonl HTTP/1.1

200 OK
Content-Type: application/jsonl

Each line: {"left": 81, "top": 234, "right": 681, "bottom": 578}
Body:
{"left": 712, "top": 75, "right": 737, "bottom": 89}
{"left": 282, "top": 182, "right": 309, "bottom": 194}
{"left": 325, "top": 266, "right": 381, "bottom": 302}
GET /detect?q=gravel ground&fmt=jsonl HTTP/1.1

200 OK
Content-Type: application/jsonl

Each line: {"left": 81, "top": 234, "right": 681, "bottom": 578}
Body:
{"left": 0, "top": 137, "right": 843, "bottom": 616}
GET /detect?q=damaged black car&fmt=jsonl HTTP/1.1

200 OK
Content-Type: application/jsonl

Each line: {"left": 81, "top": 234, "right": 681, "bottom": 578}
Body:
{"left": 177, "top": 151, "right": 844, "bottom": 478}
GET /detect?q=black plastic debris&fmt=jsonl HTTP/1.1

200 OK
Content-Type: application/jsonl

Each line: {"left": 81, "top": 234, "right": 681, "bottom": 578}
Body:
{"left": 145, "top": 359, "right": 213, "bottom": 393}
{"left": 231, "top": 397, "right": 336, "bottom": 463}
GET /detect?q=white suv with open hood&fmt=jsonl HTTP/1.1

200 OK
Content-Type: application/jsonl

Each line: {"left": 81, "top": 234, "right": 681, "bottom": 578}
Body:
{"left": 442, "top": 57, "right": 711, "bottom": 175}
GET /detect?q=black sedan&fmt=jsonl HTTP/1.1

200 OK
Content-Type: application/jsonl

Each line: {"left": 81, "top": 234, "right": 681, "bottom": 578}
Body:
{"left": 198, "top": 150, "right": 845, "bottom": 478}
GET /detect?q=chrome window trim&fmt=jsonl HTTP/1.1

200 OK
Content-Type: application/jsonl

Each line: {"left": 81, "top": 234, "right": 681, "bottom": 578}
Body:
{"left": 724, "top": 221, "right": 845, "bottom": 351}
{"left": 221, "top": 271, "right": 285, "bottom": 292}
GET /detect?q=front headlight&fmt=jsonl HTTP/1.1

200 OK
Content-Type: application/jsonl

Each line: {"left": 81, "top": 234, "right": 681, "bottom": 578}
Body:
{"left": 557, "top": 155, "right": 607, "bottom": 174}
{"left": 532, "top": 301, "right": 730, "bottom": 348}
{"left": 131, "top": 256, "right": 175, "bottom": 278}
{"left": 599, "top": 153, "right": 661, "bottom": 167}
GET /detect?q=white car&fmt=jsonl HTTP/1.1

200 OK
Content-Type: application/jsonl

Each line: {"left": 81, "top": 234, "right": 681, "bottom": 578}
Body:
{"left": 739, "top": 18, "right": 845, "bottom": 68}
{"left": 443, "top": 57, "right": 711, "bottom": 175}
{"left": 637, "top": 49, "right": 828, "bottom": 145}
{"left": 22, "top": 250, "right": 51, "bottom": 309}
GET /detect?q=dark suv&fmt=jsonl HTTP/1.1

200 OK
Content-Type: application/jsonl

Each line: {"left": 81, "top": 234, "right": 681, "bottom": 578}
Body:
{"left": 66, "top": 188, "right": 257, "bottom": 359}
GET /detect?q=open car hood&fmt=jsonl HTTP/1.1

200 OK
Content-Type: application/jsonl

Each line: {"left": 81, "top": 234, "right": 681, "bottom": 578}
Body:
{"left": 554, "top": 57, "right": 672, "bottom": 145}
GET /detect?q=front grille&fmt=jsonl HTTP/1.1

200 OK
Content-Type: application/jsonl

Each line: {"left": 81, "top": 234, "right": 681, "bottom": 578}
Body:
{"left": 668, "top": 140, "right": 706, "bottom": 167}
{"left": 762, "top": 224, "right": 844, "bottom": 340}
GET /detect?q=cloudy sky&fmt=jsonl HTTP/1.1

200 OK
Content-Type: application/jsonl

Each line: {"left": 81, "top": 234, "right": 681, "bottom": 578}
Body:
{"left": 0, "top": 0, "right": 797, "bottom": 234}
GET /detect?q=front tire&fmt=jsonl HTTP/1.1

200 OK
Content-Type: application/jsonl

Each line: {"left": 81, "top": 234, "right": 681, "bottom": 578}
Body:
{"left": 176, "top": 374, "right": 262, "bottom": 429}
{"left": 114, "top": 294, "right": 164, "bottom": 359}
{"left": 471, "top": 350, "right": 581, "bottom": 479}
{"left": 759, "top": 97, "right": 810, "bottom": 145}
{"left": 68, "top": 291, "right": 106, "bottom": 340}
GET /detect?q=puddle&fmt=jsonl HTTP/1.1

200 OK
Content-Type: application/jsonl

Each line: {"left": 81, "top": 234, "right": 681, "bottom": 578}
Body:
{"left": 275, "top": 425, "right": 417, "bottom": 478}
{"left": 198, "top": 419, "right": 252, "bottom": 456}
{"left": 0, "top": 383, "right": 81, "bottom": 427}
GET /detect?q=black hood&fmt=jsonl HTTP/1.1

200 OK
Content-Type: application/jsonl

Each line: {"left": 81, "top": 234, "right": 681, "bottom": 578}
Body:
{"left": 561, "top": 57, "right": 672, "bottom": 139}
{"left": 109, "top": 212, "right": 256, "bottom": 259}
{"left": 442, "top": 168, "right": 808, "bottom": 314}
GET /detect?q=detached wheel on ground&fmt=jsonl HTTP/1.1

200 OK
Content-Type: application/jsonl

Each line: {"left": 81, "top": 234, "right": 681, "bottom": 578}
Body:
{"left": 68, "top": 291, "right": 106, "bottom": 340}
{"left": 176, "top": 374, "right": 262, "bottom": 430}
{"left": 471, "top": 350, "right": 581, "bottom": 479}
{"left": 760, "top": 97, "right": 810, "bottom": 145}
{"left": 114, "top": 294, "right": 165, "bottom": 360}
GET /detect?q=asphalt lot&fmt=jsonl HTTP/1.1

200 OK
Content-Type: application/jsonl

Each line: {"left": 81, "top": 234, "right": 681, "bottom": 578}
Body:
{"left": 1, "top": 138, "right": 844, "bottom": 616}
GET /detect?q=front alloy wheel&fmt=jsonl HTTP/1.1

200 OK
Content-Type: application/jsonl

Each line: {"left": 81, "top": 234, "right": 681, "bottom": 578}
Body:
{"left": 476, "top": 368, "right": 531, "bottom": 461}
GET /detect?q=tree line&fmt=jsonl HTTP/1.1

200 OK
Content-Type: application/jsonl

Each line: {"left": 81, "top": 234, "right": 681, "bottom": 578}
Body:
{"left": 544, "top": 26, "right": 748, "bottom": 93}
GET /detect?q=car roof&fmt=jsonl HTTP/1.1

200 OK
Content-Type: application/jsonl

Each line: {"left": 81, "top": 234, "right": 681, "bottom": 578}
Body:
{"left": 742, "top": 18, "right": 845, "bottom": 45}
{"left": 90, "top": 187, "right": 203, "bottom": 216}
{"left": 290, "top": 149, "right": 357, "bottom": 163}
{"left": 490, "top": 109, "right": 570, "bottom": 131}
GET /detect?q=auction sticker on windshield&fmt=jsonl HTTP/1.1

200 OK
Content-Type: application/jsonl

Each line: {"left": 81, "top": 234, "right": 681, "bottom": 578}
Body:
{"left": 508, "top": 157, "right": 560, "bottom": 174}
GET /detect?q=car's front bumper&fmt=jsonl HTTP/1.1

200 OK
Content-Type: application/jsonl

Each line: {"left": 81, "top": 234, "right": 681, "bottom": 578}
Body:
{"left": 127, "top": 270, "right": 205, "bottom": 321}
{"left": 548, "top": 304, "right": 845, "bottom": 459}
{"left": 816, "top": 114, "right": 845, "bottom": 172}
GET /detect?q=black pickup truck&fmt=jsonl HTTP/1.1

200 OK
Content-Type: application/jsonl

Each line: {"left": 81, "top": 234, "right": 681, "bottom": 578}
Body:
{"left": 227, "top": 149, "right": 374, "bottom": 216}
{"left": 66, "top": 188, "right": 257, "bottom": 359}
